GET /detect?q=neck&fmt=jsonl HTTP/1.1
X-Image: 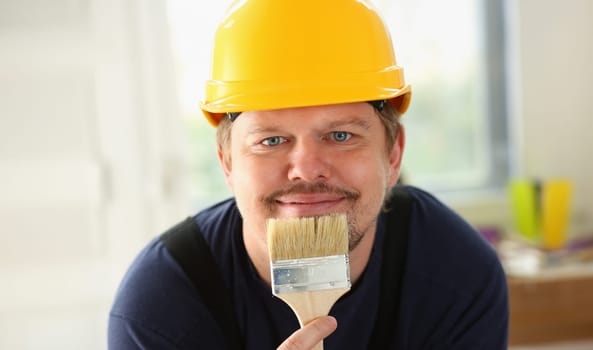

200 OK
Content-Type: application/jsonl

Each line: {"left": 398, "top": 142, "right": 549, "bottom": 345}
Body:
{"left": 243, "top": 227, "right": 273, "bottom": 285}
{"left": 347, "top": 225, "right": 376, "bottom": 284}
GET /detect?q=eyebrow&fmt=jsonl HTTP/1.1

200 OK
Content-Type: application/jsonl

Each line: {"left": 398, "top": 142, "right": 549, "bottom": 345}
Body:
{"left": 245, "top": 126, "right": 282, "bottom": 136}
{"left": 326, "top": 117, "right": 372, "bottom": 130}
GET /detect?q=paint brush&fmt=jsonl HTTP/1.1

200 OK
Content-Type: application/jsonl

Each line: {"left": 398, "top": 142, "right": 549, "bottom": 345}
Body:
{"left": 267, "top": 214, "right": 351, "bottom": 350}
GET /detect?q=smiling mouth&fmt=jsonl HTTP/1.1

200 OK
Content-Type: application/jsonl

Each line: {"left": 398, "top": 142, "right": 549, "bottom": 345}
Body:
{"left": 262, "top": 182, "right": 360, "bottom": 216}
{"left": 278, "top": 200, "right": 340, "bottom": 205}
{"left": 276, "top": 193, "right": 344, "bottom": 205}
{"left": 272, "top": 194, "right": 348, "bottom": 217}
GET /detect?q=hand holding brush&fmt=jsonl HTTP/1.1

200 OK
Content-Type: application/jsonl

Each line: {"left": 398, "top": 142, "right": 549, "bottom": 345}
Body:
{"left": 267, "top": 214, "right": 351, "bottom": 350}
{"left": 277, "top": 316, "right": 338, "bottom": 350}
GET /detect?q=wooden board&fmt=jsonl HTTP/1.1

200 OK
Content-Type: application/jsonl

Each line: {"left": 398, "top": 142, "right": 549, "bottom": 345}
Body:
{"left": 508, "top": 273, "right": 593, "bottom": 345}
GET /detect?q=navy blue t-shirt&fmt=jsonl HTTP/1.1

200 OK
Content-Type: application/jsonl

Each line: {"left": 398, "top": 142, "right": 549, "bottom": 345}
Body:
{"left": 109, "top": 186, "right": 508, "bottom": 349}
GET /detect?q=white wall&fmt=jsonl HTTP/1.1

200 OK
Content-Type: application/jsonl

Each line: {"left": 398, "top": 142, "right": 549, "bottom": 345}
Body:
{"left": 0, "top": 0, "right": 189, "bottom": 349}
{"left": 511, "top": 0, "right": 593, "bottom": 235}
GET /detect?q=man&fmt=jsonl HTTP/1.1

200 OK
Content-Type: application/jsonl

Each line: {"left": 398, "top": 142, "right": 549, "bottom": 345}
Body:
{"left": 108, "top": 0, "right": 509, "bottom": 349}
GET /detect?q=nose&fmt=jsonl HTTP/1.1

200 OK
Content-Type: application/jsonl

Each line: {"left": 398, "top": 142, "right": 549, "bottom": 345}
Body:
{"left": 287, "top": 139, "right": 330, "bottom": 182}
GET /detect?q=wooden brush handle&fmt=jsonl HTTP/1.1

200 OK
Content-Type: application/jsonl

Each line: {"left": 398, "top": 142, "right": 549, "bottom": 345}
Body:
{"left": 277, "top": 287, "right": 350, "bottom": 350}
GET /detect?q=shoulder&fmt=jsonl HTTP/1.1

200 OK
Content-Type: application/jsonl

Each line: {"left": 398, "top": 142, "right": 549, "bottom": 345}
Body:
{"left": 382, "top": 185, "right": 504, "bottom": 293}
{"left": 191, "top": 198, "right": 243, "bottom": 279}
{"left": 109, "top": 233, "right": 226, "bottom": 348}
{"left": 389, "top": 186, "right": 508, "bottom": 347}
{"left": 401, "top": 186, "right": 501, "bottom": 276}
{"left": 193, "top": 198, "right": 241, "bottom": 242}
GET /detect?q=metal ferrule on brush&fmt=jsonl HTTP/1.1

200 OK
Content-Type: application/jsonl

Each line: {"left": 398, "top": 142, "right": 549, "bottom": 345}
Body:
{"left": 271, "top": 254, "right": 351, "bottom": 294}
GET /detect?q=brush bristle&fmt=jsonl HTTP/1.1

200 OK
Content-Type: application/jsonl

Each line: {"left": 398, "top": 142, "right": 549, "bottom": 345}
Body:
{"left": 267, "top": 214, "right": 349, "bottom": 261}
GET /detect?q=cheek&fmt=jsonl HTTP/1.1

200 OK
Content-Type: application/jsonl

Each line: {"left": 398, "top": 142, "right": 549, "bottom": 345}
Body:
{"left": 230, "top": 156, "right": 284, "bottom": 241}
{"left": 230, "top": 155, "right": 283, "bottom": 199}
{"left": 342, "top": 152, "right": 391, "bottom": 187}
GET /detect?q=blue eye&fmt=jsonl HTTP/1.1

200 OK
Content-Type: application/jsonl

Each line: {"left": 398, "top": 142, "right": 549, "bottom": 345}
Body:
{"left": 262, "top": 136, "right": 286, "bottom": 146}
{"left": 331, "top": 131, "right": 352, "bottom": 142}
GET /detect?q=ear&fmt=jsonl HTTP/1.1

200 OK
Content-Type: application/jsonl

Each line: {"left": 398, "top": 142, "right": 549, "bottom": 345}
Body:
{"left": 387, "top": 125, "right": 405, "bottom": 187}
{"left": 217, "top": 145, "right": 234, "bottom": 192}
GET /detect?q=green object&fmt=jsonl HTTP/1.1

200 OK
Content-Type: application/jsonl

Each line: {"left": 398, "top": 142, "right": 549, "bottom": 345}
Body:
{"left": 509, "top": 179, "right": 539, "bottom": 242}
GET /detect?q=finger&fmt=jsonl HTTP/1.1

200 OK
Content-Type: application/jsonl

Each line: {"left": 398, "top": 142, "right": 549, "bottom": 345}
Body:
{"left": 277, "top": 316, "right": 338, "bottom": 350}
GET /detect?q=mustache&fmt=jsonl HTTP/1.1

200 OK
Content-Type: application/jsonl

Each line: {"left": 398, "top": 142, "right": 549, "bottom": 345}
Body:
{"left": 262, "top": 182, "right": 360, "bottom": 207}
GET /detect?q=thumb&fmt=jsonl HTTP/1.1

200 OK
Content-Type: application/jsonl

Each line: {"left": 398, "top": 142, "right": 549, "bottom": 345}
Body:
{"left": 277, "top": 316, "right": 337, "bottom": 350}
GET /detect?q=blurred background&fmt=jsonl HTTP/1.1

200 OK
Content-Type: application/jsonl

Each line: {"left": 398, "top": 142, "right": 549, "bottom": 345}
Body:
{"left": 0, "top": 0, "right": 592, "bottom": 348}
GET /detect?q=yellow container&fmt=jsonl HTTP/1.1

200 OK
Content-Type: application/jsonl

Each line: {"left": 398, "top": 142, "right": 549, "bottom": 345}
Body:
{"left": 541, "top": 179, "right": 573, "bottom": 250}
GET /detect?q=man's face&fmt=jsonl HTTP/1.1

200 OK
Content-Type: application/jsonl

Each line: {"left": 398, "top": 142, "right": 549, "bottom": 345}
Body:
{"left": 219, "top": 102, "right": 404, "bottom": 253}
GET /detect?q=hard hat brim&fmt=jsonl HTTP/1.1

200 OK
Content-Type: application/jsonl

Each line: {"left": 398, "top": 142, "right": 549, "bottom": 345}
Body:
{"left": 200, "top": 77, "right": 412, "bottom": 126}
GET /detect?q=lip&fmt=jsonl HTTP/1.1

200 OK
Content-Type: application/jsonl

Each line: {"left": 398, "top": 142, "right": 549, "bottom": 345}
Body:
{"left": 275, "top": 194, "right": 345, "bottom": 217}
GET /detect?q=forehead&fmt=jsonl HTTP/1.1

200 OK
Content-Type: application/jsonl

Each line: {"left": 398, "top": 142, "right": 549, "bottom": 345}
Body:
{"left": 233, "top": 102, "right": 378, "bottom": 131}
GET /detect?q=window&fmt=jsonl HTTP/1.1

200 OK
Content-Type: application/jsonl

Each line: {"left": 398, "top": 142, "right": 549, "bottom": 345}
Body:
{"left": 166, "top": 0, "right": 509, "bottom": 208}
{"left": 380, "top": 0, "right": 509, "bottom": 193}
{"left": 167, "top": 1, "right": 233, "bottom": 209}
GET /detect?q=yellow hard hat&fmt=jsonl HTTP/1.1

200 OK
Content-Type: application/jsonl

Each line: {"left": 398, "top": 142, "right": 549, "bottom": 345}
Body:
{"left": 200, "top": 0, "right": 412, "bottom": 126}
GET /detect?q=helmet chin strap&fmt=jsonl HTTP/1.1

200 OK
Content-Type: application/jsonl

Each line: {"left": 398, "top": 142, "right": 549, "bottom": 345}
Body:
{"left": 226, "top": 100, "right": 386, "bottom": 122}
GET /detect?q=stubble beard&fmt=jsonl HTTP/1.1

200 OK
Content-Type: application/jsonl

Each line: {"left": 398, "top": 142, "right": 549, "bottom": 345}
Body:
{"left": 261, "top": 181, "right": 382, "bottom": 252}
